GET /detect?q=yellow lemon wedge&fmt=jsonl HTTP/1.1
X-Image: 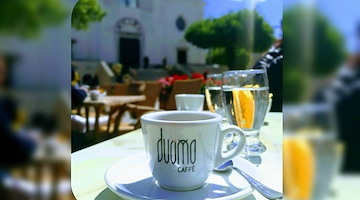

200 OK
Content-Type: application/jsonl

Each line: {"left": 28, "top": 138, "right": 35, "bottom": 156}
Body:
{"left": 232, "top": 84, "right": 257, "bottom": 129}
{"left": 284, "top": 137, "right": 315, "bottom": 200}
{"left": 205, "top": 89, "right": 215, "bottom": 113}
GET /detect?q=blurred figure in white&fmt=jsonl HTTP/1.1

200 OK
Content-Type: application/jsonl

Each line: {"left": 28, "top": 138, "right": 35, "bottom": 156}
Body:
{"left": 314, "top": 22, "right": 360, "bottom": 172}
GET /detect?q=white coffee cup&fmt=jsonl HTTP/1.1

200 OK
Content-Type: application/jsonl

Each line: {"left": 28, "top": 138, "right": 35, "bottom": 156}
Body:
{"left": 140, "top": 111, "right": 246, "bottom": 191}
{"left": 90, "top": 90, "right": 100, "bottom": 100}
{"left": 175, "top": 94, "right": 204, "bottom": 111}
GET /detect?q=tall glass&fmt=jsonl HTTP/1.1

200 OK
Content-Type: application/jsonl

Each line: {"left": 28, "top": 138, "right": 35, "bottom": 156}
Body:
{"left": 222, "top": 69, "right": 269, "bottom": 155}
{"left": 205, "top": 74, "right": 225, "bottom": 118}
{"left": 284, "top": 104, "right": 341, "bottom": 200}
{"left": 205, "top": 74, "right": 234, "bottom": 152}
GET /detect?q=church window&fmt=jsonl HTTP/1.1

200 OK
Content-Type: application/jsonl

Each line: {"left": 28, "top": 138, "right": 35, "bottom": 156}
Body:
{"left": 121, "top": 0, "right": 139, "bottom": 8}
{"left": 176, "top": 16, "right": 186, "bottom": 31}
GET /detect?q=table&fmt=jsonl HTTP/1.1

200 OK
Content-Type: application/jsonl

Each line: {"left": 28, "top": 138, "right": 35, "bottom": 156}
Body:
{"left": 326, "top": 174, "right": 360, "bottom": 199}
{"left": 13, "top": 135, "right": 71, "bottom": 200}
{"left": 82, "top": 95, "right": 146, "bottom": 133}
{"left": 71, "top": 112, "right": 283, "bottom": 200}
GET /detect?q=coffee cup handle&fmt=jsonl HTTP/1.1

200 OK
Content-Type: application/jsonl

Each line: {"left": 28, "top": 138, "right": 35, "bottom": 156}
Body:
{"left": 214, "top": 125, "right": 246, "bottom": 167}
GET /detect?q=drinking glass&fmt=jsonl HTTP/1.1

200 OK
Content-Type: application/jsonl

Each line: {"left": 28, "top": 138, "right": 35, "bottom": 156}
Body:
{"left": 205, "top": 74, "right": 233, "bottom": 151}
{"left": 222, "top": 69, "right": 269, "bottom": 155}
{"left": 205, "top": 74, "right": 225, "bottom": 117}
{"left": 283, "top": 104, "right": 342, "bottom": 200}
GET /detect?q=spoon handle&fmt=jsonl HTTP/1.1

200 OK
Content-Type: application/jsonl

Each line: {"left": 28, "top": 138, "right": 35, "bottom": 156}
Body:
{"left": 233, "top": 167, "right": 283, "bottom": 200}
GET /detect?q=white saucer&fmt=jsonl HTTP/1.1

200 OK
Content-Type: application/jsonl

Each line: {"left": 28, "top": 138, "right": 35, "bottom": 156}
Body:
{"left": 105, "top": 153, "right": 260, "bottom": 200}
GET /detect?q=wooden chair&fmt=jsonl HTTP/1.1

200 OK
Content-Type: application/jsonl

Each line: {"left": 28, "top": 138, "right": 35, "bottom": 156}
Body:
{"left": 126, "top": 82, "right": 164, "bottom": 128}
{"left": 137, "top": 81, "right": 162, "bottom": 107}
{"left": 160, "top": 79, "right": 203, "bottom": 110}
{"left": 9, "top": 138, "right": 72, "bottom": 200}
{"left": 72, "top": 101, "right": 134, "bottom": 145}
{"left": 101, "top": 83, "right": 143, "bottom": 96}
{"left": 75, "top": 82, "right": 143, "bottom": 136}
{"left": 71, "top": 106, "right": 112, "bottom": 143}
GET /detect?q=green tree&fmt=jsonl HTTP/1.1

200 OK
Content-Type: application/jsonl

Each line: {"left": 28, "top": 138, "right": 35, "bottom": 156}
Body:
{"left": 0, "top": 0, "right": 67, "bottom": 38}
{"left": 207, "top": 48, "right": 250, "bottom": 69}
{"left": 185, "top": 10, "right": 274, "bottom": 69}
{"left": 283, "top": 6, "right": 346, "bottom": 76}
{"left": 283, "top": 6, "right": 346, "bottom": 102}
{"left": 72, "top": 0, "right": 106, "bottom": 30}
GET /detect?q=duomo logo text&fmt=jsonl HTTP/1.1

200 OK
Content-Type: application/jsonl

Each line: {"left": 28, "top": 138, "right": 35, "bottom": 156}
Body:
{"left": 157, "top": 128, "right": 196, "bottom": 173}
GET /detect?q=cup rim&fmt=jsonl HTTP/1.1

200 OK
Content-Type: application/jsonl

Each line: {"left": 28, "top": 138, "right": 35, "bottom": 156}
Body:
{"left": 207, "top": 74, "right": 222, "bottom": 78}
{"left": 175, "top": 94, "right": 205, "bottom": 98}
{"left": 223, "top": 69, "right": 266, "bottom": 75}
{"left": 90, "top": 90, "right": 101, "bottom": 93}
{"left": 141, "top": 111, "right": 221, "bottom": 125}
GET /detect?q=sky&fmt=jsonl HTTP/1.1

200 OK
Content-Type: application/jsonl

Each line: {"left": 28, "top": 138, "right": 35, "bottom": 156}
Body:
{"left": 204, "top": 0, "right": 283, "bottom": 38}
{"left": 310, "top": 0, "right": 360, "bottom": 52}
{"left": 204, "top": 0, "right": 360, "bottom": 51}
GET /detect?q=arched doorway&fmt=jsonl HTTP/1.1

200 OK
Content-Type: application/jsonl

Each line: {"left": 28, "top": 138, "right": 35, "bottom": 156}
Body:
{"left": 177, "top": 39, "right": 188, "bottom": 65}
{"left": 116, "top": 18, "right": 143, "bottom": 72}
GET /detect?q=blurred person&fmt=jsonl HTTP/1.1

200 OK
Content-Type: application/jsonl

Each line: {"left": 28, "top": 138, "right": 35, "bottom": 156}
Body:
{"left": 82, "top": 74, "right": 93, "bottom": 87}
{"left": 112, "top": 63, "right": 124, "bottom": 83}
{"left": 82, "top": 74, "right": 99, "bottom": 90}
{"left": 71, "top": 66, "right": 89, "bottom": 134}
{"left": 313, "top": 50, "right": 360, "bottom": 172}
{"left": 0, "top": 55, "right": 37, "bottom": 198}
{"left": 71, "top": 67, "right": 87, "bottom": 109}
{"left": 143, "top": 56, "right": 149, "bottom": 69}
{"left": 253, "top": 39, "right": 283, "bottom": 112}
{"left": 71, "top": 66, "right": 96, "bottom": 151}
{"left": 0, "top": 54, "right": 17, "bottom": 88}
{"left": 313, "top": 22, "right": 360, "bottom": 172}
{"left": 162, "top": 57, "right": 167, "bottom": 69}
{"left": 71, "top": 66, "right": 81, "bottom": 87}
{"left": 0, "top": 55, "right": 8, "bottom": 87}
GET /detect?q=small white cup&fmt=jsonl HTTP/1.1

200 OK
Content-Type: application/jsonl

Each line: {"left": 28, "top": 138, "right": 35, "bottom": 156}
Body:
{"left": 175, "top": 94, "right": 204, "bottom": 111}
{"left": 90, "top": 90, "right": 100, "bottom": 101}
{"left": 141, "top": 111, "right": 246, "bottom": 191}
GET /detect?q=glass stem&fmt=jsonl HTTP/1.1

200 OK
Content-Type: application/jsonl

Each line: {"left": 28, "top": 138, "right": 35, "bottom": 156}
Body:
{"left": 246, "top": 132, "right": 261, "bottom": 147}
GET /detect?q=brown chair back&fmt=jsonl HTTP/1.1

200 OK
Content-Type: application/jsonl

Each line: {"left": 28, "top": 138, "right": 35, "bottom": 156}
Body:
{"left": 138, "top": 81, "right": 162, "bottom": 107}
{"left": 112, "top": 83, "right": 129, "bottom": 95}
{"left": 102, "top": 83, "right": 143, "bottom": 96}
{"left": 160, "top": 79, "right": 203, "bottom": 110}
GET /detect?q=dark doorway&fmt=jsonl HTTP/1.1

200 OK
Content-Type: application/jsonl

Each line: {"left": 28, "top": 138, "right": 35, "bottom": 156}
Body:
{"left": 119, "top": 37, "right": 140, "bottom": 72}
{"left": 177, "top": 49, "right": 187, "bottom": 64}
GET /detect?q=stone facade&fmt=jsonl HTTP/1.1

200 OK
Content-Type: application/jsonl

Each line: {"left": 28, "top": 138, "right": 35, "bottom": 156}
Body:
{"left": 72, "top": 0, "right": 207, "bottom": 69}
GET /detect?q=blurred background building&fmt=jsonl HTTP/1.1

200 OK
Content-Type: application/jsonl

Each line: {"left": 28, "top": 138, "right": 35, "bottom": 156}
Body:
{"left": 71, "top": 0, "right": 282, "bottom": 84}
{"left": 72, "top": 0, "right": 207, "bottom": 69}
